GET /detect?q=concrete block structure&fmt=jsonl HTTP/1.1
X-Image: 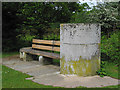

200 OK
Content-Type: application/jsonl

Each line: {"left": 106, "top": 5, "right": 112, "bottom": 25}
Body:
{"left": 60, "top": 23, "right": 101, "bottom": 76}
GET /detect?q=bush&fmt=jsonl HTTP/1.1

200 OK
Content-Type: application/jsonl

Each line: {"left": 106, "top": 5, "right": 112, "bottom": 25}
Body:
{"left": 101, "top": 31, "right": 120, "bottom": 64}
{"left": 96, "top": 61, "right": 107, "bottom": 77}
{"left": 43, "top": 33, "right": 60, "bottom": 40}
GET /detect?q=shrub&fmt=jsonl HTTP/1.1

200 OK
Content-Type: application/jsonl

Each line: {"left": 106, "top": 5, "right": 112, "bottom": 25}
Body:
{"left": 96, "top": 61, "right": 107, "bottom": 77}
{"left": 43, "top": 33, "right": 60, "bottom": 40}
{"left": 101, "top": 31, "right": 120, "bottom": 64}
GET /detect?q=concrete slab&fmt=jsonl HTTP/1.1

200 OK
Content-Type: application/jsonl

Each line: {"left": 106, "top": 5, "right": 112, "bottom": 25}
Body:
{"left": 26, "top": 65, "right": 59, "bottom": 77}
{"left": 2, "top": 56, "right": 119, "bottom": 88}
{"left": 33, "top": 74, "right": 119, "bottom": 88}
{"left": 3, "top": 60, "right": 39, "bottom": 71}
{"left": 3, "top": 59, "right": 23, "bottom": 65}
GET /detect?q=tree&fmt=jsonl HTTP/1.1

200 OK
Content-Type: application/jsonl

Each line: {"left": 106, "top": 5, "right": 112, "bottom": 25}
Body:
{"left": 70, "top": 2, "right": 91, "bottom": 23}
{"left": 2, "top": 2, "right": 22, "bottom": 51}
{"left": 16, "top": 2, "right": 80, "bottom": 39}
{"left": 2, "top": 2, "right": 81, "bottom": 51}
{"left": 88, "top": 2, "right": 119, "bottom": 36}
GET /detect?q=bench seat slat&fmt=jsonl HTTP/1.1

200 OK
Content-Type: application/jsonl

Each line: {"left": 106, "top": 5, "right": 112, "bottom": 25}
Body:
{"left": 32, "top": 44, "right": 60, "bottom": 52}
{"left": 54, "top": 41, "right": 60, "bottom": 46}
{"left": 32, "top": 44, "right": 52, "bottom": 51}
{"left": 20, "top": 47, "right": 60, "bottom": 59}
{"left": 33, "top": 39, "right": 53, "bottom": 45}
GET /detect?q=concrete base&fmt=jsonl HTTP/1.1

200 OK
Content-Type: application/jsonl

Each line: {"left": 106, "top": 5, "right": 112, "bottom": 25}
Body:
{"left": 60, "top": 56, "right": 100, "bottom": 76}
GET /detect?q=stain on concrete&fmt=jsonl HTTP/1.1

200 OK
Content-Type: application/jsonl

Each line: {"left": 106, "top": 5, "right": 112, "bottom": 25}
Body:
{"left": 60, "top": 56, "right": 100, "bottom": 76}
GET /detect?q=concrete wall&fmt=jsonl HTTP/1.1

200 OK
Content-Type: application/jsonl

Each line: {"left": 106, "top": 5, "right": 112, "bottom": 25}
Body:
{"left": 60, "top": 23, "right": 101, "bottom": 76}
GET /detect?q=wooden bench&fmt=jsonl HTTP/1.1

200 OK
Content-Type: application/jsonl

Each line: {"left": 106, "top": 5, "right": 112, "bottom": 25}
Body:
{"left": 20, "top": 39, "right": 60, "bottom": 62}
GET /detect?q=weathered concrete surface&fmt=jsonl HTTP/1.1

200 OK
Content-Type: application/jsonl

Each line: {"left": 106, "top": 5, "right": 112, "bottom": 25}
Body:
{"left": 33, "top": 74, "right": 119, "bottom": 88}
{"left": 60, "top": 23, "right": 101, "bottom": 76}
{"left": 2, "top": 56, "right": 120, "bottom": 88}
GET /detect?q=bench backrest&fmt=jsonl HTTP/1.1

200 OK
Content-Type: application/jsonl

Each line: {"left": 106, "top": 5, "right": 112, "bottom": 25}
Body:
{"left": 32, "top": 39, "right": 60, "bottom": 52}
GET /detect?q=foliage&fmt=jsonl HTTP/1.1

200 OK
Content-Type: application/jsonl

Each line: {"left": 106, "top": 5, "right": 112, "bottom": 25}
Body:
{"left": 101, "top": 31, "right": 120, "bottom": 64}
{"left": 104, "top": 61, "right": 119, "bottom": 79}
{"left": 2, "top": 2, "right": 81, "bottom": 52}
{"left": 16, "top": 2, "right": 80, "bottom": 38}
{"left": 88, "top": 2, "right": 119, "bottom": 35}
{"left": 96, "top": 61, "right": 107, "bottom": 77}
{"left": 43, "top": 33, "right": 60, "bottom": 40}
{"left": 2, "top": 2, "right": 23, "bottom": 52}
{"left": 97, "top": 60, "right": 119, "bottom": 79}
{"left": 70, "top": 3, "right": 91, "bottom": 23}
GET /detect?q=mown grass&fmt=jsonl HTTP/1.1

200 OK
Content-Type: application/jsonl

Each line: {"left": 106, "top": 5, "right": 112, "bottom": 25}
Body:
{"left": 0, "top": 64, "right": 2, "bottom": 90}
{"left": 2, "top": 52, "right": 119, "bottom": 88}
{"left": 1, "top": 52, "right": 19, "bottom": 58}
{"left": 104, "top": 61, "right": 119, "bottom": 79}
{"left": 2, "top": 65, "right": 62, "bottom": 88}
{"left": 101, "top": 85, "right": 120, "bottom": 88}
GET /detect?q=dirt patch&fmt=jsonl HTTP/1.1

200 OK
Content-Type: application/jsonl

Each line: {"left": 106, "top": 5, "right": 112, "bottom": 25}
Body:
{"left": 2, "top": 55, "right": 20, "bottom": 61}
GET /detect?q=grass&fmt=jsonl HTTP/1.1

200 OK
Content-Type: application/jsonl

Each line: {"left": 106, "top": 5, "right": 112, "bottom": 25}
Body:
{"left": 101, "top": 85, "right": 120, "bottom": 88}
{"left": 2, "top": 52, "right": 120, "bottom": 88}
{"left": 104, "top": 61, "right": 119, "bottom": 79}
{"left": 2, "top": 65, "right": 62, "bottom": 88}
{"left": 0, "top": 64, "right": 2, "bottom": 89}
{"left": 0, "top": 52, "right": 19, "bottom": 58}
{"left": 53, "top": 59, "right": 60, "bottom": 66}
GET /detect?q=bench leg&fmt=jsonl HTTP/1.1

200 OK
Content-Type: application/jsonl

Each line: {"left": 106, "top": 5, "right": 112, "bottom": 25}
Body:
{"left": 20, "top": 52, "right": 23, "bottom": 59}
{"left": 38, "top": 56, "right": 44, "bottom": 64}
{"left": 20, "top": 52, "right": 25, "bottom": 60}
{"left": 39, "top": 56, "right": 53, "bottom": 65}
{"left": 20, "top": 52, "right": 33, "bottom": 61}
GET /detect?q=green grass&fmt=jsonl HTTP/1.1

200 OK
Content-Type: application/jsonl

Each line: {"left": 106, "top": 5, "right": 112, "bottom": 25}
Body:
{"left": 53, "top": 59, "right": 60, "bottom": 66}
{"left": 1, "top": 52, "right": 19, "bottom": 58}
{"left": 101, "top": 85, "right": 120, "bottom": 88}
{"left": 0, "top": 64, "right": 2, "bottom": 89}
{"left": 104, "top": 61, "right": 119, "bottom": 79}
{"left": 2, "top": 65, "right": 62, "bottom": 88}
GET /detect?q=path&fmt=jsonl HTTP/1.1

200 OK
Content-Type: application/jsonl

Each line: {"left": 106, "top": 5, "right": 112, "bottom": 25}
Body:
{"left": 2, "top": 55, "right": 120, "bottom": 88}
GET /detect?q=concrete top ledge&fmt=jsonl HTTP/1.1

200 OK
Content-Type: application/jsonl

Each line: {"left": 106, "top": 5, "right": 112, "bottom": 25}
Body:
{"left": 60, "top": 23, "right": 100, "bottom": 25}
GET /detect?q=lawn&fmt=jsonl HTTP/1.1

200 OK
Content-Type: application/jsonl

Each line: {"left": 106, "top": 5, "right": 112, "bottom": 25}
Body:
{"left": 2, "top": 65, "right": 61, "bottom": 88}
{"left": 0, "top": 52, "right": 19, "bottom": 58}
{"left": 104, "top": 61, "right": 119, "bottom": 79}
{"left": 1, "top": 52, "right": 119, "bottom": 88}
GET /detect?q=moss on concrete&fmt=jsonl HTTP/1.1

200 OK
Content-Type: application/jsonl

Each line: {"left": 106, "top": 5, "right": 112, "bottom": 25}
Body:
{"left": 60, "top": 56, "right": 100, "bottom": 76}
